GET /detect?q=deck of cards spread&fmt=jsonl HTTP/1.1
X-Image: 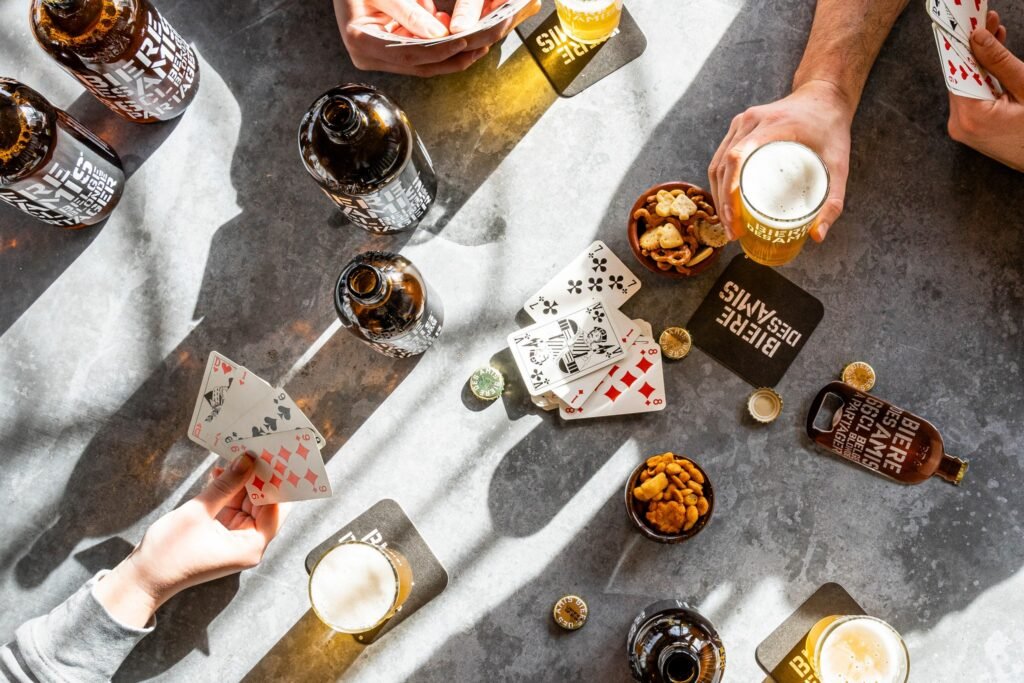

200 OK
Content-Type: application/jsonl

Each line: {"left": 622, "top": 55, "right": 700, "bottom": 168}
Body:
{"left": 361, "top": 0, "right": 536, "bottom": 47}
{"left": 510, "top": 241, "right": 666, "bottom": 420}
{"left": 926, "top": 0, "right": 1003, "bottom": 100}
{"left": 188, "top": 351, "right": 332, "bottom": 506}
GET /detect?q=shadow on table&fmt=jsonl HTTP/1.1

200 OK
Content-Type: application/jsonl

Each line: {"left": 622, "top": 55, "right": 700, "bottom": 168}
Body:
{"left": 239, "top": 610, "right": 365, "bottom": 682}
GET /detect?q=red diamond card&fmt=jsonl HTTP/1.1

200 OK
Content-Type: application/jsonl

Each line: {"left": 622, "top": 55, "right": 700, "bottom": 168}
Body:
{"left": 225, "top": 428, "right": 332, "bottom": 505}
{"left": 560, "top": 331, "right": 666, "bottom": 420}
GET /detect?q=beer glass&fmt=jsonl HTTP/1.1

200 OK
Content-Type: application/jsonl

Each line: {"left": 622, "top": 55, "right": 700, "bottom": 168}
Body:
{"left": 554, "top": 0, "right": 623, "bottom": 44}
{"left": 805, "top": 615, "right": 910, "bottom": 683}
{"left": 308, "top": 541, "right": 413, "bottom": 633}
{"left": 737, "top": 141, "right": 829, "bottom": 267}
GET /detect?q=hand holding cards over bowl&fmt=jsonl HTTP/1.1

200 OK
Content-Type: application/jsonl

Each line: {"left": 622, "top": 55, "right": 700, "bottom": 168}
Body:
{"left": 335, "top": 0, "right": 541, "bottom": 77}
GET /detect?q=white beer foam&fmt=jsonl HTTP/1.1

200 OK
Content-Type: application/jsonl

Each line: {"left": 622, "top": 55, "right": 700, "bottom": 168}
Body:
{"left": 741, "top": 141, "right": 828, "bottom": 229}
{"left": 310, "top": 543, "right": 396, "bottom": 631}
{"left": 818, "top": 618, "right": 907, "bottom": 683}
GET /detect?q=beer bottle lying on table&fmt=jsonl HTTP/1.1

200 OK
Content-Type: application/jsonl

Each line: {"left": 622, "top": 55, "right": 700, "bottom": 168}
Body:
{"left": 298, "top": 84, "right": 436, "bottom": 234}
{"left": 30, "top": 0, "right": 199, "bottom": 122}
{"left": 0, "top": 79, "right": 123, "bottom": 228}
{"left": 807, "top": 381, "right": 969, "bottom": 485}
{"left": 335, "top": 251, "right": 443, "bottom": 358}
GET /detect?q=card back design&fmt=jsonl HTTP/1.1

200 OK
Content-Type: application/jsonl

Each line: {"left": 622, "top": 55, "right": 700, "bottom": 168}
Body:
{"left": 687, "top": 255, "right": 824, "bottom": 387}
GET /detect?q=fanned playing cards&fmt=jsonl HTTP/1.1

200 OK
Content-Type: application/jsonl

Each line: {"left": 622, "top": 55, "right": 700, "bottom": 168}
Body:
{"left": 188, "top": 351, "right": 331, "bottom": 505}
{"left": 926, "top": 0, "right": 1003, "bottom": 100}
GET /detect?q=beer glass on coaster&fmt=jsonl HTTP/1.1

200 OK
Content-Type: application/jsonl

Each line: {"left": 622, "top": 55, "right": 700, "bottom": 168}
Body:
{"left": 738, "top": 141, "right": 829, "bottom": 267}
{"left": 308, "top": 541, "right": 414, "bottom": 634}
{"left": 805, "top": 615, "right": 910, "bottom": 683}
{"left": 554, "top": 0, "right": 624, "bottom": 44}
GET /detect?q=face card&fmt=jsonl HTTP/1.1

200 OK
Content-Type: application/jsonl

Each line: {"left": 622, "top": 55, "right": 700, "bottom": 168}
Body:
{"left": 932, "top": 23, "right": 999, "bottom": 100}
{"left": 925, "top": 0, "right": 970, "bottom": 43}
{"left": 508, "top": 300, "right": 626, "bottom": 396}
{"left": 940, "top": 0, "right": 986, "bottom": 43}
{"left": 524, "top": 240, "right": 641, "bottom": 322}
{"left": 188, "top": 352, "right": 273, "bottom": 455}
{"left": 559, "top": 333, "right": 666, "bottom": 420}
{"left": 226, "top": 428, "right": 332, "bottom": 505}
{"left": 550, "top": 311, "right": 641, "bottom": 408}
{"left": 222, "top": 388, "right": 326, "bottom": 450}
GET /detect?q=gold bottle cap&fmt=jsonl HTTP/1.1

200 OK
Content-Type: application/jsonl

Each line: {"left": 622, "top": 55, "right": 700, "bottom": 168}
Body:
{"left": 552, "top": 595, "right": 588, "bottom": 630}
{"left": 659, "top": 327, "right": 692, "bottom": 360}
{"left": 469, "top": 366, "right": 504, "bottom": 401}
{"left": 841, "top": 361, "right": 876, "bottom": 392}
{"left": 748, "top": 388, "right": 782, "bottom": 424}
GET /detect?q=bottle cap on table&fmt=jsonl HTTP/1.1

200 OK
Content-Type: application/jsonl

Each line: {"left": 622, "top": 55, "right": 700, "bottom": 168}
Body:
{"left": 552, "top": 595, "right": 588, "bottom": 630}
{"left": 747, "top": 388, "right": 782, "bottom": 424}
{"left": 659, "top": 327, "right": 692, "bottom": 360}
{"left": 841, "top": 361, "right": 876, "bottom": 392}
{"left": 469, "top": 366, "right": 504, "bottom": 401}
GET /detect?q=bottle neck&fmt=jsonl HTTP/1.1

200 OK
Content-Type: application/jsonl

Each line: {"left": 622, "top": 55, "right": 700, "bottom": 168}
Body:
{"left": 934, "top": 453, "right": 968, "bottom": 486}
{"left": 346, "top": 264, "right": 389, "bottom": 307}
{"left": 320, "top": 96, "right": 365, "bottom": 144}
{"left": 43, "top": 0, "right": 86, "bottom": 18}
{"left": 658, "top": 647, "right": 699, "bottom": 683}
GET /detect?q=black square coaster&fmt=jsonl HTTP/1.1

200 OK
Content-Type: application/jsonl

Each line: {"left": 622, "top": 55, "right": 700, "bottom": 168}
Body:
{"left": 687, "top": 254, "right": 824, "bottom": 387}
{"left": 755, "top": 583, "right": 865, "bottom": 683}
{"left": 304, "top": 499, "right": 449, "bottom": 644}
{"left": 515, "top": 2, "right": 646, "bottom": 97}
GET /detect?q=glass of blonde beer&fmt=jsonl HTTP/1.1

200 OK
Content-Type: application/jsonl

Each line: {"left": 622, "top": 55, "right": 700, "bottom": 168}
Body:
{"left": 805, "top": 615, "right": 910, "bottom": 683}
{"left": 554, "top": 0, "right": 623, "bottom": 44}
{"left": 738, "top": 140, "right": 829, "bottom": 267}
{"left": 308, "top": 541, "right": 414, "bottom": 633}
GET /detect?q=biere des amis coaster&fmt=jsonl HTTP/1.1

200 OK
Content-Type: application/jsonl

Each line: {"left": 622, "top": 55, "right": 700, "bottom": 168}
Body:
{"left": 687, "top": 254, "right": 824, "bottom": 388}
{"left": 755, "top": 582, "right": 865, "bottom": 682}
{"left": 516, "top": 1, "right": 647, "bottom": 97}
{"left": 304, "top": 498, "right": 449, "bottom": 644}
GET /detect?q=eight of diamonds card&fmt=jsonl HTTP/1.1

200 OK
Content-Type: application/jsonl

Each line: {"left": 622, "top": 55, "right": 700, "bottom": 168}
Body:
{"left": 560, "top": 333, "right": 666, "bottom": 420}
{"left": 227, "top": 428, "right": 332, "bottom": 505}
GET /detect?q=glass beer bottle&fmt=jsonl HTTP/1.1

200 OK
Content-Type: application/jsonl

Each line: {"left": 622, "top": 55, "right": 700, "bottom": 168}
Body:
{"left": 30, "top": 0, "right": 200, "bottom": 123}
{"left": 628, "top": 600, "right": 726, "bottom": 683}
{"left": 298, "top": 84, "right": 437, "bottom": 234}
{"left": 335, "top": 251, "right": 443, "bottom": 358}
{"left": 806, "top": 381, "right": 969, "bottom": 485}
{"left": 0, "top": 78, "right": 124, "bottom": 228}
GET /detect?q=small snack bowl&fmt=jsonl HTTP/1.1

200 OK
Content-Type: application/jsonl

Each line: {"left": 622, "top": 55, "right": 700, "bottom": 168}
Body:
{"left": 627, "top": 182, "right": 727, "bottom": 279}
{"left": 624, "top": 452, "right": 714, "bottom": 543}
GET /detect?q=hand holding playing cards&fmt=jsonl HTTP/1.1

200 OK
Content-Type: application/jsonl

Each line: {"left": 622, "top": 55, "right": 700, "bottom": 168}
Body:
{"left": 708, "top": 80, "right": 853, "bottom": 243}
{"left": 946, "top": 14, "right": 1024, "bottom": 171}
{"left": 92, "top": 455, "right": 289, "bottom": 628}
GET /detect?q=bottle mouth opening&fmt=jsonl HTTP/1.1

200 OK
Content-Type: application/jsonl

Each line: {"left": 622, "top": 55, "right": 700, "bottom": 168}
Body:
{"left": 346, "top": 264, "right": 385, "bottom": 303}
{"left": 321, "top": 96, "right": 360, "bottom": 136}
{"left": 663, "top": 651, "right": 699, "bottom": 683}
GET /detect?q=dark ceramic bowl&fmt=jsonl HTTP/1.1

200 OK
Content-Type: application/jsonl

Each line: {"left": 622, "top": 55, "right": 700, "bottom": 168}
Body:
{"left": 627, "top": 181, "right": 723, "bottom": 279}
{"left": 624, "top": 456, "right": 715, "bottom": 543}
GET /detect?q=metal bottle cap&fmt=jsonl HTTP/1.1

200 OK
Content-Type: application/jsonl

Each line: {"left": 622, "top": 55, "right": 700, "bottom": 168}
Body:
{"left": 748, "top": 388, "right": 783, "bottom": 424}
{"left": 469, "top": 366, "right": 504, "bottom": 401}
{"left": 552, "top": 595, "right": 588, "bottom": 630}
{"left": 659, "top": 327, "right": 692, "bottom": 360}
{"left": 841, "top": 361, "right": 876, "bottom": 392}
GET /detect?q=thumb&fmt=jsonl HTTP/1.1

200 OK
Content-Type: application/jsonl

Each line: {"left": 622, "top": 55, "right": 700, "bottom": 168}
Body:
{"left": 971, "top": 29, "right": 1024, "bottom": 98}
{"left": 195, "top": 454, "right": 253, "bottom": 513}
{"left": 809, "top": 185, "right": 846, "bottom": 243}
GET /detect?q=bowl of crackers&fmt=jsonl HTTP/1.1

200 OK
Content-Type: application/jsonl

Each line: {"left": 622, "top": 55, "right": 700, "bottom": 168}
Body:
{"left": 625, "top": 452, "right": 714, "bottom": 543}
{"left": 627, "top": 182, "right": 728, "bottom": 278}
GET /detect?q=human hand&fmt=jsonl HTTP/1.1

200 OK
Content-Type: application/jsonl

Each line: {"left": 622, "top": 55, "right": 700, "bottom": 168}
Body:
{"left": 708, "top": 80, "right": 853, "bottom": 242}
{"left": 334, "top": 0, "right": 540, "bottom": 77}
{"left": 946, "top": 11, "right": 1024, "bottom": 172}
{"left": 92, "top": 454, "right": 290, "bottom": 628}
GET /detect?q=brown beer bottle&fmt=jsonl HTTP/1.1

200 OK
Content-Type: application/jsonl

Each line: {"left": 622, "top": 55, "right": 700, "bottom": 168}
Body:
{"left": 335, "top": 251, "right": 443, "bottom": 358}
{"left": 1, "top": 78, "right": 124, "bottom": 228}
{"left": 30, "top": 0, "right": 199, "bottom": 123}
{"left": 298, "top": 84, "right": 437, "bottom": 234}
{"left": 807, "top": 381, "right": 969, "bottom": 485}
{"left": 628, "top": 601, "right": 726, "bottom": 683}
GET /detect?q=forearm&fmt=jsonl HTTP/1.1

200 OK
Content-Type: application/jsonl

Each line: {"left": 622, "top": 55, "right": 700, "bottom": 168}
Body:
{"left": 793, "top": 0, "right": 911, "bottom": 115}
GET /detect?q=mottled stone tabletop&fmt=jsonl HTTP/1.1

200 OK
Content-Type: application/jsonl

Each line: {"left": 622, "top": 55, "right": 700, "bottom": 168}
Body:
{"left": 2, "top": 1, "right": 1023, "bottom": 681}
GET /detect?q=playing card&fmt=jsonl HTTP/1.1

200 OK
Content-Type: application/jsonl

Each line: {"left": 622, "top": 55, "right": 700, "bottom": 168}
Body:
{"left": 360, "top": 0, "right": 534, "bottom": 47}
{"left": 550, "top": 311, "right": 641, "bottom": 409}
{"left": 524, "top": 240, "right": 641, "bottom": 322}
{"left": 508, "top": 300, "right": 626, "bottom": 396}
{"left": 222, "top": 387, "right": 326, "bottom": 450}
{"left": 932, "top": 23, "right": 1000, "bottom": 100}
{"left": 226, "top": 428, "right": 332, "bottom": 505}
{"left": 188, "top": 352, "right": 273, "bottom": 455}
{"left": 560, "top": 333, "right": 666, "bottom": 420}
{"left": 925, "top": 0, "right": 978, "bottom": 43}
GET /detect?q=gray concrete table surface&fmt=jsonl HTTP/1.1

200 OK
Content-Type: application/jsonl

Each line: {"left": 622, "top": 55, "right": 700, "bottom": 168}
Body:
{"left": 2, "top": 0, "right": 1023, "bottom": 681}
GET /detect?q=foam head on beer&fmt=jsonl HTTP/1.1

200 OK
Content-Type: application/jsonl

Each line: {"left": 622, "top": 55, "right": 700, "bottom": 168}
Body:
{"left": 816, "top": 617, "right": 908, "bottom": 683}
{"left": 309, "top": 542, "right": 398, "bottom": 632}
{"left": 740, "top": 141, "right": 829, "bottom": 227}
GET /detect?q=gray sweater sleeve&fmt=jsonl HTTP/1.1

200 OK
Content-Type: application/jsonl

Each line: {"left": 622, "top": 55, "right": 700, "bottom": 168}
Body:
{"left": 0, "top": 571, "right": 154, "bottom": 683}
